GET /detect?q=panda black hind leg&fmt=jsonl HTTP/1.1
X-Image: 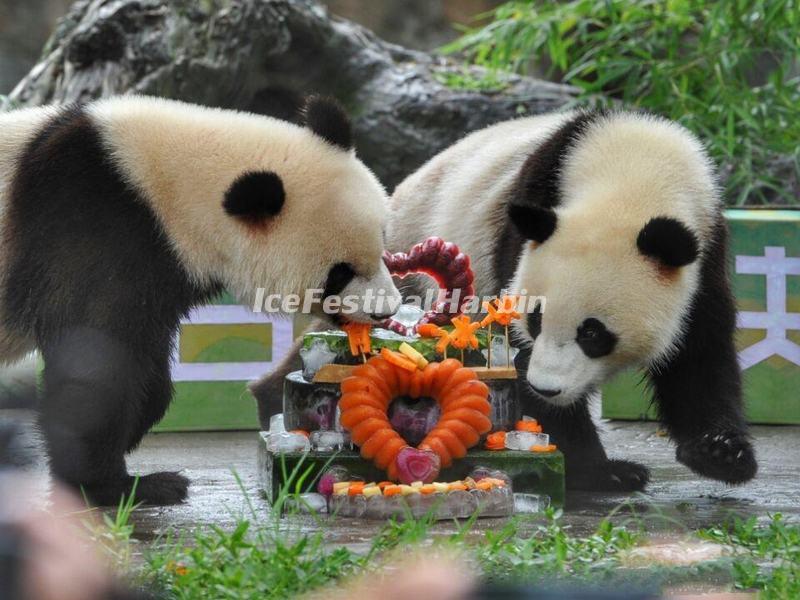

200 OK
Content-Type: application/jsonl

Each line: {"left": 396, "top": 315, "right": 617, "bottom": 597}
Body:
{"left": 6, "top": 105, "right": 218, "bottom": 505}
{"left": 40, "top": 330, "right": 188, "bottom": 506}
{"left": 650, "top": 220, "right": 757, "bottom": 484}
{"left": 515, "top": 349, "right": 650, "bottom": 492}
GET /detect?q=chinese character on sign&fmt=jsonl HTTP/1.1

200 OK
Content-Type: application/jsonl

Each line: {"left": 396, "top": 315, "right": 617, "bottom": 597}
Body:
{"left": 736, "top": 246, "right": 800, "bottom": 369}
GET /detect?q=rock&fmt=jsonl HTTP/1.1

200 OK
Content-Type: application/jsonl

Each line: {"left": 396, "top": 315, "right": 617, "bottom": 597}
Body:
{"left": 5, "top": 0, "right": 577, "bottom": 189}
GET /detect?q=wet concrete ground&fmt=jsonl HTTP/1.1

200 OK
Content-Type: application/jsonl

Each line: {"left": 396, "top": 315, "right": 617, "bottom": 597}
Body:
{"left": 120, "top": 419, "right": 800, "bottom": 543}
{"left": 3, "top": 403, "right": 798, "bottom": 544}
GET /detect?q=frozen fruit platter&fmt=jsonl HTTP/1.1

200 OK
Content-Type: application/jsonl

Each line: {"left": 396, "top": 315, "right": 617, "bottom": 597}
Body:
{"left": 257, "top": 237, "right": 565, "bottom": 519}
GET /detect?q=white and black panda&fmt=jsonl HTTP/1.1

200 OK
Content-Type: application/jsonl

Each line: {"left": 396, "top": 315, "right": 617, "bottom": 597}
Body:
{"left": 0, "top": 95, "right": 400, "bottom": 505}
{"left": 388, "top": 110, "right": 757, "bottom": 491}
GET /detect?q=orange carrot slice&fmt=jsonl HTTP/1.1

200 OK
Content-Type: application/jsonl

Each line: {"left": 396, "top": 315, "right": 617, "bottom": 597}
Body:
{"left": 348, "top": 482, "right": 365, "bottom": 496}
{"left": 485, "top": 431, "right": 506, "bottom": 450}
{"left": 380, "top": 348, "right": 418, "bottom": 372}
{"left": 339, "top": 405, "right": 386, "bottom": 429}
{"left": 350, "top": 417, "right": 389, "bottom": 445}
{"left": 383, "top": 485, "right": 401, "bottom": 497}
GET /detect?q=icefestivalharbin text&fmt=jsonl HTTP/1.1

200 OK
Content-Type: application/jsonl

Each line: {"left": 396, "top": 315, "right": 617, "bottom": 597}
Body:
{"left": 251, "top": 287, "right": 546, "bottom": 315}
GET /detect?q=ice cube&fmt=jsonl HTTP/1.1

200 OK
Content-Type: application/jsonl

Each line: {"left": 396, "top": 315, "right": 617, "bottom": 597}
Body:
{"left": 265, "top": 431, "right": 310, "bottom": 453}
{"left": 482, "top": 486, "right": 514, "bottom": 517}
{"left": 310, "top": 430, "right": 351, "bottom": 452}
{"left": 513, "top": 493, "right": 550, "bottom": 514}
{"left": 393, "top": 303, "right": 425, "bottom": 328}
{"left": 300, "top": 338, "right": 338, "bottom": 380}
{"left": 334, "top": 404, "right": 344, "bottom": 433}
{"left": 329, "top": 493, "right": 366, "bottom": 518}
{"left": 404, "top": 492, "right": 441, "bottom": 519}
{"left": 445, "top": 489, "right": 478, "bottom": 519}
{"left": 481, "top": 334, "right": 519, "bottom": 367}
{"left": 317, "top": 466, "right": 351, "bottom": 497}
{"left": 269, "top": 413, "right": 285, "bottom": 433}
{"left": 469, "top": 467, "right": 512, "bottom": 487}
{"left": 284, "top": 493, "right": 327, "bottom": 514}
{"left": 363, "top": 494, "right": 390, "bottom": 519}
{"left": 504, "top": 431, "right": 549, "bottom": 451}
{"left": 470, "top": 488, "right": 491, "bottom": 512}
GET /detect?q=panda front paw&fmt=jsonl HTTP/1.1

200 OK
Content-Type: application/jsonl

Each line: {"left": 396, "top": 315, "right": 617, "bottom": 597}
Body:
{"left": 676, "top": 430, "right": 757, "bottom": 484}
{"left": 567, "top": 459, "right": 650, "bottom": 492}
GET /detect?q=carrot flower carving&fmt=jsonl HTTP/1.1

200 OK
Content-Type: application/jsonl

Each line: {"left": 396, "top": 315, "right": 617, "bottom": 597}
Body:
{"left": 492, "top": 295, "right": 522, "bottom": 326}
{"left": 480, "top": 296, "right": 521, "bottom": 368}
{"left": 450, "top": 314, "right": 480, "bottom": 362}
{"left": 450, "top": 315, "right": 480, "bottom": 350}
{"left": 417, "top": 323, "right": 452, "bottom": 357}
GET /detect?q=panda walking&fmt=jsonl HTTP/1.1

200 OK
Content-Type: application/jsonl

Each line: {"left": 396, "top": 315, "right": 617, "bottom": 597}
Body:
{"left": 0, "top": 96, "right": 400, "bottom": 505}
{"left": 387, "top": 110, "right": 757, "bottom": 491}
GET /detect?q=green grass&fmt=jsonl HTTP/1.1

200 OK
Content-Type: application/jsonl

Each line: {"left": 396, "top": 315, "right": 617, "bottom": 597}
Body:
{"left": 82, "top": 470, "right": 800, "bottom": 598}
{"left": 441, "top": 0, "right": 800, "bottom": 206}
{"left": 700, "top": 513, "right": 800, "bottom": 598}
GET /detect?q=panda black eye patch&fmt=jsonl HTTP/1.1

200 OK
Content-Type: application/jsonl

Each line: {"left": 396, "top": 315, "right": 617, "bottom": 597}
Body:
{"left": 323, "top": 263, "right": 356, "bottom": 299}
{"left": 576, "top": 317, "right": 617, "bottom": 358}
{"left": 527, "top": 302, "right": 543, "bottom": 340}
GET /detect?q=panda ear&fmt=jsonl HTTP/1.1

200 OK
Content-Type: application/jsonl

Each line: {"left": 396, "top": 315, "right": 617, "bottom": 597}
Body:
{"left": 508, "top": 204, "right": 558, "bottom": 244}
{"left": 301, "top": 95, "right": 353, "bottom": 151}
{"left": 637, "top": 216, "right": 699, "bottom": 267}
{"left": 223, "top": 171, "right": 285, "bottom": 223}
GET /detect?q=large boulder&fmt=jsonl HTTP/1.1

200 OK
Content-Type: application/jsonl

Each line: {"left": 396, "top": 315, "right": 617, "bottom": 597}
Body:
{"left": 6, "top": 0, "right": 577, "bottom": 189}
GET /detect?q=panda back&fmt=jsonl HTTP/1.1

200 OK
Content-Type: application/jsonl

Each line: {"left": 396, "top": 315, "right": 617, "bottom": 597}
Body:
{"left": 387, "top": 111, "right": 576, "bottom": 298}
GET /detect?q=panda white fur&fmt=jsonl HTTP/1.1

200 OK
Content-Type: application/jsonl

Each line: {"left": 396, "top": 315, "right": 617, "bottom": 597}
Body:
{"left": 388, "top": 110, "right": 757, "bottom": 491}
{"left": 0, "top": 95, "right": 400, "bottom": 505}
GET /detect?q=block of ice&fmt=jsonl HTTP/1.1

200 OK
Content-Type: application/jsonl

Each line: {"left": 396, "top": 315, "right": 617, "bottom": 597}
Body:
{"left": 334, "top": 404, "right": 344, "bottom": 432}
{"left": 363, "top": 494, "right": 390, "bottom": 519}
{"left": 481, "top": 334, "right": 518, "bottom": 367}
{"left": 329, "top": 493, "right": 366, "bottom": 518}
{"left": 407, "top": 492, "right": 442, "bottom": 518}
{"left": 470, "top": 488, "right": 490, "bottom": 510}
{"left": 513, "top": 493, "right": 550, "bottom": 514}
{"left": 317, "top": 466, "right": 351, "bottom": 497}
{"left": 469, "top": 466, "right": 512, "bottom": 487}
{"left": 265, "top": 431, "right": 310, "bottom": 454}
{"left": 482, "top": 486, "right": 514, "bottom": 517}
{"left": 445, "top": 489, "right": 479, "bottom": 518}
{"left": 300, "top": 338, "right": 338, "bottom": 380}
{"left": 284, "top": 493, "right": 327, "bottom": 514}
{"left": 504, "top": 430, "right": 550, "bottom": 451}
{"left": 310, "top": 430, "right": 351, "bottom": 452}
{"left": 393, "top": 303, "right": 425, "bottom": 328}
{"left": 269, "top": 413, "right": 285, "bottom": 434}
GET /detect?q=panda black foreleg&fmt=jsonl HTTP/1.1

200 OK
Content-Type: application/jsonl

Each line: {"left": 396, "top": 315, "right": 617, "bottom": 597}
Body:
{"left": 40, "top": 327, "right": 188, "bottom": 505}
{"left": 649, "top": 222, "right": 757, "bottom": 484}
{"left": 515, "top": 350, "right": 649, "bottom": 492}
{"left": 649, "top": 343, "right": 757, "bottom": 484}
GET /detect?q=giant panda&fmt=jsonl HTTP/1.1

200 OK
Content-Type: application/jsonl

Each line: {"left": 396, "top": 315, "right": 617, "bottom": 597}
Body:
{"left": 387, "top": 110, "right": 757, "bottom": 491}
{"left": 0, "top": 95, "right": 400, "bottom": 505}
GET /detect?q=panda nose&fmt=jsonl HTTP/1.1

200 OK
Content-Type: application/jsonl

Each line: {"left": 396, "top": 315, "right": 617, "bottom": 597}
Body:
{"left": 530, "top": 385, "right": 561, "bottom": 398}
{"left": 370, "top": 312, "right": 394, "bottom": 322}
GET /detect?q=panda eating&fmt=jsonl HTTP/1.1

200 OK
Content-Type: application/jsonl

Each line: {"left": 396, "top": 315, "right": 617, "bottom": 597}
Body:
{"left": 388, "top": 110, "right": 757, "bottom": 491}
{"left": 0, "top": 95, "right": 400, "bottom": 505}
